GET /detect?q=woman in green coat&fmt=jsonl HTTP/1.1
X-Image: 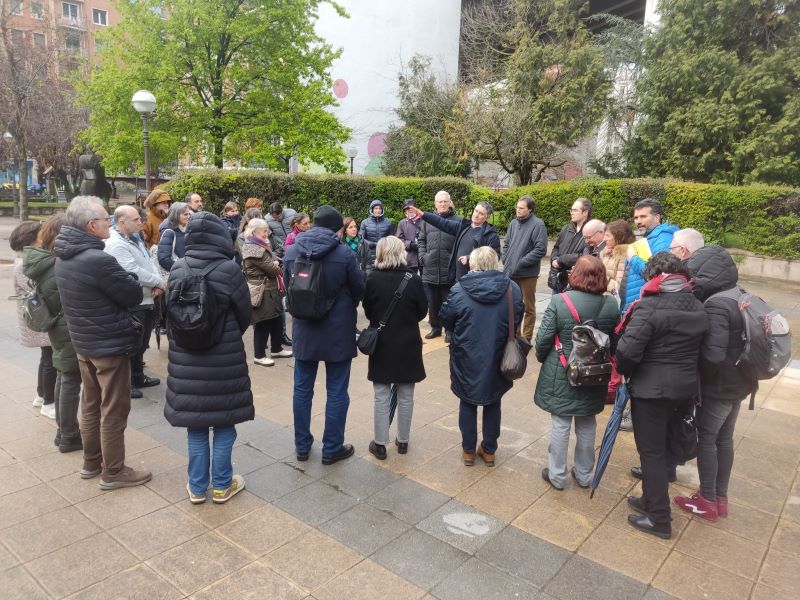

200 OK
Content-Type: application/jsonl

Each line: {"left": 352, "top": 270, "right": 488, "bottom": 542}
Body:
{"left": 22, "top": 215, "right": 82, "bottom": 453}
{"left": 534, "top": 255, "right": 619, "bottom": 490}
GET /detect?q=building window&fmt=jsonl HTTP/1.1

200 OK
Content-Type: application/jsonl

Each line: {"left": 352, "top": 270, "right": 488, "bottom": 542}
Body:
{"left": 31, "top": 2, "right": 44, "bottom": 19}
{"left": 65, "top": 31, "right": 81, "bottom": 54}
{"left": 33, "top": 33, "right": 46, "bottom": 49}
{"left": 92, "top": 8, "right": 107, "bottom": 26}
{"left": 10, "top": 1, "right": 23, "bottom": 16}
{"left": 62, "top": 2, "right": 79, "bottom": 20}
{"left": 11, "top": 29, "right": 24, "bottom": 45}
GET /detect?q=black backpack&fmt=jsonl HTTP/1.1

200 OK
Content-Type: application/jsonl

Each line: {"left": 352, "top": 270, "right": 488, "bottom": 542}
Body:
{"left": 21, "top": 283, "right": 60, "bottom": 333}
{"left": 167, "top": 259, "right": 225, "bottom": 350}
{"left": 286, "top": 251, "right": 337, "bottom": 321}
{"left": 555, "top": 293, "right": 613, "bottom": 387}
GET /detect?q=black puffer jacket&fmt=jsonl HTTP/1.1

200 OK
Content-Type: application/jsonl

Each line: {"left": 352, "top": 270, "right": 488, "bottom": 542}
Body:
{"left": 687, "top": 245, "right": 755, "bottom": 403}
{"left": 164, "top": 213, "right": 254, "bottom": 428}
{"left": 421, "top": 211, "right": 501, "bottom": 281}
{"left": 616, "top": 275, "right": 708, "bottom": 401}
{"left": 54, "top": 225, "right": 143, "bottom": 357}
{"left": 439, "top": 271, "right": 523, "bottom": 406}
{"left": 418, "top": 209, "right": 461, "bottom": 285}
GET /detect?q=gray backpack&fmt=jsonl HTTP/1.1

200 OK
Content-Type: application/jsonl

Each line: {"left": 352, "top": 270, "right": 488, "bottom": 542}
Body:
{"left": 707, "top": 287, "right": 792, "bottom": 409}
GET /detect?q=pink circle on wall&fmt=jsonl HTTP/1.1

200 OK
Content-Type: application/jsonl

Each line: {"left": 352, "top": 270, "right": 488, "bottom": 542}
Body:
{"left": 367, "top": 132, "right": 386, "bottom": 158}
{"left": 332, "top": 79, "right": 349, "bottom": 99}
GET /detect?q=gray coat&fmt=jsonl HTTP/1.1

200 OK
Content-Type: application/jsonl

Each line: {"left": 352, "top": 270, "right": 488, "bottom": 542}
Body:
{"left": 266, "top": 208, "right": 296, "bottom": 257}
{"left": 502, "top": 214, "right": 548, "bottom": 278}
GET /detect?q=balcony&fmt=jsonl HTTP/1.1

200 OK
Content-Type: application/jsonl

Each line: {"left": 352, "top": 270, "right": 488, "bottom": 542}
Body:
{"left": 59, "top": 15, "right": 87, "bottom": 31}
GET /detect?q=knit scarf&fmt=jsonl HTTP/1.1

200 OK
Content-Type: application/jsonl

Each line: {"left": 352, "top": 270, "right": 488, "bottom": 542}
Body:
{"left": 247, "top": 234, "right": 271, "bottom": 249}
{"left": 344, "top": 235, "right": 360, "bottom": 253}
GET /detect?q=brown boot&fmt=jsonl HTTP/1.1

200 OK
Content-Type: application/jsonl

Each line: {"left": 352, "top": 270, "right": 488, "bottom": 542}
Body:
{"left": 476, "top": 445, "right": 495, "bottom": 467}
{"left": 463, "top": 451, "right": 475, "bottom": 466}
{"left": 99, "top": 466, "right": 152, "bottom": 490}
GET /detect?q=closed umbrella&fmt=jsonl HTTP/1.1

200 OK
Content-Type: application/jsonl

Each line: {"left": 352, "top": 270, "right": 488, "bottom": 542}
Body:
{"left": 388, "top": 384, "right": 398, "bottom": 424}
{"left": 590, "top": 381, "right": 630, "bottom": 499}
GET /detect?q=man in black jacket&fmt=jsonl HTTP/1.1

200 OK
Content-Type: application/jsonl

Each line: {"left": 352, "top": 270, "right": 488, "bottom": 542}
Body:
{"left": 672, "top": 233, "right": 754, "bottom": 522}
{"left": 417, "top": 190, "right": 461, "bottom": 339}
{"left": 54, "top": 196, "right": 151, "bottom": 490}
{"left": 548, "top": 198, "right": 591, "bottom": 292}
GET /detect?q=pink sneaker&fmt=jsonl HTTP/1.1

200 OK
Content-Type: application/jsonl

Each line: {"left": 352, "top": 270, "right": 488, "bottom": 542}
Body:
{"left": 717, "top": 495, "right": 728, "bottom": 518}
{"left": 674, "top": 491, "right": 718, "bottom": 522}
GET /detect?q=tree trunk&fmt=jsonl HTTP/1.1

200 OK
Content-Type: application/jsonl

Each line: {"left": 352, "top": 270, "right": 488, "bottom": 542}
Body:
{"left": 17, "top": 153, "right": 28, "bottom": 220}
{"left": 213, "top": 136, "right": 224, "bottom": 168}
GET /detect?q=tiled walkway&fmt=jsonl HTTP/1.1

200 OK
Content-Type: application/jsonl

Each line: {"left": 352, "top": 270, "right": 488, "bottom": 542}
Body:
{"left": 0, "top": 269, "right": 798, "bottom": 599}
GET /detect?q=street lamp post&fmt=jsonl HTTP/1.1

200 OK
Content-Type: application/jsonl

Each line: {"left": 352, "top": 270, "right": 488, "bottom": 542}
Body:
{"left": 345, "top": 145, "right": 358, "bottom": 175}
{"left": 131, "top": 90, "right": 157, "bottom": 192}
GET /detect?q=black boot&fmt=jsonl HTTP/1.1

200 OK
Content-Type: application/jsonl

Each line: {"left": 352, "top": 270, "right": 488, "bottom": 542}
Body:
{"left": 627, "top": 514, "right": 671, "bottom": 539}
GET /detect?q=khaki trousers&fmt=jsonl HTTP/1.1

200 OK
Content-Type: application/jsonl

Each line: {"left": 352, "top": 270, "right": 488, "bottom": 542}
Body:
{"left": 78, "top": 354, "right": 131, "bottom": 477}
{"left": 512, "top": 276, "right": 538, "bottom": 340}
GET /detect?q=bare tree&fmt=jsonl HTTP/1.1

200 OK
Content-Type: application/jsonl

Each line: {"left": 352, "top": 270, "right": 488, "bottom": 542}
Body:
{"left": 454, "top": 0, "right": 611, "bottom": 185}
{"left": 0, "top": 0, "right": 60, "bottom": 218}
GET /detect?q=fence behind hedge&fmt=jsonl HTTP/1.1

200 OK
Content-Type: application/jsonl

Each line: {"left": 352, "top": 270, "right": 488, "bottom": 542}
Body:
{"left": 164, "top": 170, "right": 800, "bottom": 260}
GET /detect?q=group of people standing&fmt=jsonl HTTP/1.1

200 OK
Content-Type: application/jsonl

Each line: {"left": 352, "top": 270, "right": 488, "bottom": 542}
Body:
{"left": 8, "top": 190, "right": 762, "bottom": 540}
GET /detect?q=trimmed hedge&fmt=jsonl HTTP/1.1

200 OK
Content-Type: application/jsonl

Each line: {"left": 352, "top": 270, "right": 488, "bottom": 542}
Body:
{"left": 165, "top": 170, "right": 800, "bottom": 259}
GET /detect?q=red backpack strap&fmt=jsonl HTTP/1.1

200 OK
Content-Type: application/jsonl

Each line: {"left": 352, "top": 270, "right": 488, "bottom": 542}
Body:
{"left": 554, "top": 293, "right": 581, "bottom": 369}
{"left": 559, "top": 293, "right": 581, "bottom": 322}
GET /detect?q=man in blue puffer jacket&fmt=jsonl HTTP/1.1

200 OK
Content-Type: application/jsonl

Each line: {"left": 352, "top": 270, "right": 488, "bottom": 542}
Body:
{"left": 619, "top": 199, "right": 679, "bottom": 314}
{"left": 359, "top": 200, "right": 393, "bottom": 272}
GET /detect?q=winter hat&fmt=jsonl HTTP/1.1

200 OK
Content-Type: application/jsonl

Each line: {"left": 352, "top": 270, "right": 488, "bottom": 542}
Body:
{"left": 402, "top": 198, "right": 417, "bottom": 210}
{"left": 313, "top": 205, "right": 344, "bottom": 232}
{"left": 144, "top": 189, "right": 171, "bottom": 209}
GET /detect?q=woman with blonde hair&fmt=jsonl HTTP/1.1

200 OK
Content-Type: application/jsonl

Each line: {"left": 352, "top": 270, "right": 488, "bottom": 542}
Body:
{"left": 440, "top": 246, "right": 523, "bottom": 466}
{"left": 363, "top": 236, "right": 428, "bottom": 459}
{"left": 241, "top": 218, "right": 290, "bottom": 366}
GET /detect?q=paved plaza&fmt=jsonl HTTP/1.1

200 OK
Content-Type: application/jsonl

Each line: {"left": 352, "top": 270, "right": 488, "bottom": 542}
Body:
{"left": 0, "top": 227, "right": 798, "bottom": 599}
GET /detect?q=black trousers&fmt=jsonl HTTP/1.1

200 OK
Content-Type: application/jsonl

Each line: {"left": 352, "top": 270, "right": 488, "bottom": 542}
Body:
{"left": 631, "top": 396, "right": 687, "bottom": 525}
{"left": 253, "top": 317, "right": 283, "bottom": 358}
{"left": 423, "top": 282, "right": 452, "bottom": 330}
{"left": 37, "top": 346, "right": 57, "bottom": 405}
{"left": 130, "top": 306, "right": 154, "bottom": 384}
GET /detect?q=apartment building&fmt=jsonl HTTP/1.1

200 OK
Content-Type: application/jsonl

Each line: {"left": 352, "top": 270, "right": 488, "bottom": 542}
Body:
{"left": 4, "top": 0, "right": 121, "bottom": 61}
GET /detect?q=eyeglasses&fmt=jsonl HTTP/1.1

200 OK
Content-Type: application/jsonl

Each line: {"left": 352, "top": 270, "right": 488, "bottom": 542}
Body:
{"left": 570, "top": 208, "right": 585, "bottom": 213}
{"left": 90, "top": 217, "right": 112, "bottom": 224}
{"left": 669, "top": 245, "right": 685, "bottom": 253}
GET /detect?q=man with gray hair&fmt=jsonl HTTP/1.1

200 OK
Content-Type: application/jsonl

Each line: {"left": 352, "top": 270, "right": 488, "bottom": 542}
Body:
{"left": 669, "top": 228, "right": 705, "bottom": 262}
{"left": 54, "top": 196, "right": 151, "bottom": 489}
{"left": 105, "top": 205, "right": 166, "bottom": 398}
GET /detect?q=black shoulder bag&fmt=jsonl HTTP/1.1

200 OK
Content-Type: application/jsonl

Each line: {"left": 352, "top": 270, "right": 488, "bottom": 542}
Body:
{"left": 357, "top": 272, "right": 413, "bottom": 355}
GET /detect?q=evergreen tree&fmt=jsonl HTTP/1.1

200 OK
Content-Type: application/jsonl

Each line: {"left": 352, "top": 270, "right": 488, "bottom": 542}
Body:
{"left": 626, "top": 0, "right": 800, "bottom": 185}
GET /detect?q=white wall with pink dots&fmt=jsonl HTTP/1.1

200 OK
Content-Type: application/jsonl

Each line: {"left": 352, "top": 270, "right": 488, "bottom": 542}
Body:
{"left": 315, "top": 0, "right": 462, "bottom": 175}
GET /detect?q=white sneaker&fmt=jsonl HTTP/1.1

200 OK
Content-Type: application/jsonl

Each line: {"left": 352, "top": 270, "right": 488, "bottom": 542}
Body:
{"left": 32, "top": 394, "right": 44, "bottom": 407}
{"left": 40, "top": 403, "right": 56, "bottom": 419}
{"left": 270, "top": 349, "right": 293, "bottom": 358}
{"left": 254, "top": 357, "right": 275, "bottom": 366}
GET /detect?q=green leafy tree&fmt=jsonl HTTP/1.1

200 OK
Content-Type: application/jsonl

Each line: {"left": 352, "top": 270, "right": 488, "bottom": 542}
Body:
{"left": 626, "top": 0, "right": 800, "bottom": 185}
{"left": 383, "top": 56, "right": 471, "bottom": 178}
{"left": 75, "top": 0, "right": 350, "bottom": 174}
{"left": 453, "top": 0, "right": 611, "bottom": 185}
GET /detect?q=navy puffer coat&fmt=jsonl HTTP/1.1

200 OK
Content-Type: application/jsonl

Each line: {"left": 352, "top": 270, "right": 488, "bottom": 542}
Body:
{"left": 359, "top": 200, "right": 393, "bottom": 270}
{"left": 439, "top": 270, "right": 523, "bottom": 405}
{"left": 54, "top": 225, "right": 143, "bottom": 357}
{"left": 164, "top": 212, "right": 254, "bottom": 428}
{"left": 284, "top": 227, "right": 366, "bottom": 363}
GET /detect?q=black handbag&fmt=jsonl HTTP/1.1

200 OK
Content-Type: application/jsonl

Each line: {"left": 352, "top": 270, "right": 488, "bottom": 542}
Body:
{"left": 547, "top": 267, "right": 568, "bottom": 293}
{"left": 555, "top": 293, "right": 612, "bottom": 387}
{"left": 357, "top": 272, "right": 413, "bottom": 355}
{"left": 500, "top": 285, "right": 532, "bottom": 381}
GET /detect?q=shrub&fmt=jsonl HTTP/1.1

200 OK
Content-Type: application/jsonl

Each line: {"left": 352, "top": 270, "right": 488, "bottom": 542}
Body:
{"left": 165, "top": 170, "right": 800, "bottom": 259}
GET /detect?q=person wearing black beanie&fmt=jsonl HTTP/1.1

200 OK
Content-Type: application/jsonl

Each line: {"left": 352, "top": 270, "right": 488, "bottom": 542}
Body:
{"left": 313, "top": 206, "right": 344, "bottom": 233}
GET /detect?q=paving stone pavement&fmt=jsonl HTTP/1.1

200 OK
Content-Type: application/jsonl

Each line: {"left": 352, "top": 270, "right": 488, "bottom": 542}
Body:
{"left": 0, "top": 254, "right": 798, "bottom": 599}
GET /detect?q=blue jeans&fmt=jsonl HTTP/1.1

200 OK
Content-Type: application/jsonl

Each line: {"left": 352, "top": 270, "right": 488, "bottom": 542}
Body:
{"left": 293, "top": 359, "right": 352, "bottom": 456}
{"left": 187, "top": 426, "right": 237, "bottom": 494}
